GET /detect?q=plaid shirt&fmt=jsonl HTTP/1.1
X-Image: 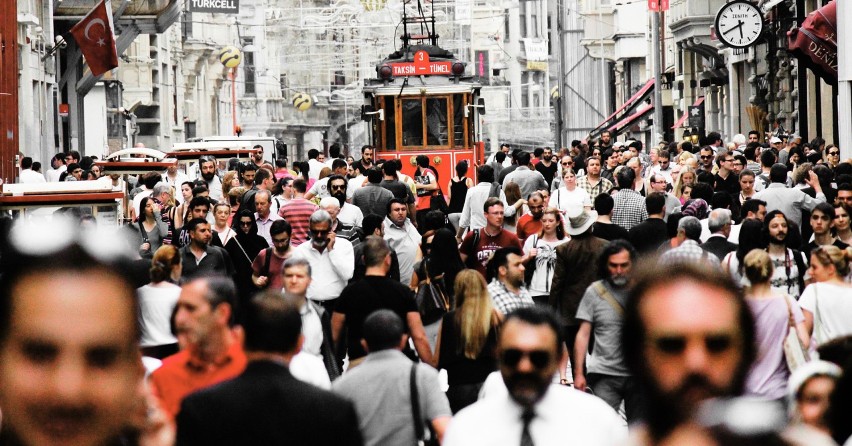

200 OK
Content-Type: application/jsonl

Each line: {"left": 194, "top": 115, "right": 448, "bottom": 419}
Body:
{"left": 659, "top": 240, "right": 720, "bottom": 267}
{"left": 488, "top": 279, "right": 534, "bottom": 315}
{"left": 576, "top": 175, "right": 613, "bottom": 203}
{"left": 611, "top": 188, "right": 648, "bottom": 230}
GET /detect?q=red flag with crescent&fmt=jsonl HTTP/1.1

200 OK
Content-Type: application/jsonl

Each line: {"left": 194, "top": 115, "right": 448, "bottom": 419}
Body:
{"left": 70, "top": 0, "right": 118, "bottom": 76}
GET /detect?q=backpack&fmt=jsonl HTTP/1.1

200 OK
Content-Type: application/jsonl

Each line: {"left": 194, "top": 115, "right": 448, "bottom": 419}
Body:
{"left": 757, "top": 173, "right": 771, "bottom": 190}
{"left": 464, "top": 229, "right": 481, "bottom": 269}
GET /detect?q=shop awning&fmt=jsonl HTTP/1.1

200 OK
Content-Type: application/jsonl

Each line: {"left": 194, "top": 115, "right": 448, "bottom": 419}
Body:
{"left": 787, "top": 1, "right": 837, "bottom": 84}
{"left": 589, "top": 78, "right": 655, "bottom": 137}
{"left": 672, "top": 96, "right": 705, "bottom": 129}
{"left": 609, "top": 103, "right": 653, "bottom": 134}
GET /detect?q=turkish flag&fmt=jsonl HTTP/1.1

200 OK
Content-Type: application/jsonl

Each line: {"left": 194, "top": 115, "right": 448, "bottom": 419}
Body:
{"left": 70, "top": 0, "right": 118, "bottom": 76}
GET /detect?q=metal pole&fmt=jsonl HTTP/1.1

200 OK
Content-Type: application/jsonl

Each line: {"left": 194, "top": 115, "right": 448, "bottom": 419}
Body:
{"left": 230, "top": 68, "right": 238, "bottom": 136}
{"left": 651, "top": 10, "right": 663, "bottom": 145}
{"left": 555, "top": 0, "right": 565, "bottom": 151}
{"left": 839, "top": 0, "right": 852, "bottom": 156}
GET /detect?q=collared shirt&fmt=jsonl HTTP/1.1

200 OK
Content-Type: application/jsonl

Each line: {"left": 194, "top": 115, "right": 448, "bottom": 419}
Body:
{"left": 19, "top": 169, "right": 46, "bottom": 184}
{"left": 203, "top": 175, "right": 224, "bottom": 202}
{"left": 291, "top": 237, "right": 354, "bottom": 301}
{"left": 659, "top": 239, "right": 720, "bottom": 267}
{"left": 255, "top": 211, "right": 283, "bottom": 246}
{"left": 443, "top": 383, "right": 624, "bottom": 446}
{"left": 45, "top": 165, "right": 66, "bottom": 182}
{"left": 487, "top": 279, "right": 534, "bottom": 315}
{"left": 383, "top": 217, "right": 421, "bottom": 285}
{"left": 576, "top": 175, "right": 613, "bottom": 204}
{"left": 753, "top": 183, "right": 826, "bottom": 231}
{"left": 459, "top": 182, "right": 516, "bottom": 230}
{"left": 611, "top": 188, "right": 648, "bottom": 230}
{"left": 150, "top": 339, "right": 247, "bottom": 418}
{"left": 300, "top": 302, "right": 324, "bottom": 356}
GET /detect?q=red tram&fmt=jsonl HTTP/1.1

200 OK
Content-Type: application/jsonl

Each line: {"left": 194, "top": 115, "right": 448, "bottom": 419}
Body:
{"left": 361, "top": 10, "right": 485, "bottom": 194}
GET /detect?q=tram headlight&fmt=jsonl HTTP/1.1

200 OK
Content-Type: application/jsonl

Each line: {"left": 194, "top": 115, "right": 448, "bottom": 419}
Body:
{"left": 379, "top": 65, "right": 393, "bottom": 80}
{"left": 451, "top": 62, "right": 465, "bottom": 76}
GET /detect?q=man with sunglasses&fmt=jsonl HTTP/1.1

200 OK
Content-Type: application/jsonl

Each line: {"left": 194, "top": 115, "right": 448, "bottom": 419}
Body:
{"left": 444, "top": 306, "right": 623, "bottom": 445}
{"left": 621, "top": 262, "right": 757, "bottom": 445}
{"left": 697, "top": 147, "right": 715, "bottom": 173}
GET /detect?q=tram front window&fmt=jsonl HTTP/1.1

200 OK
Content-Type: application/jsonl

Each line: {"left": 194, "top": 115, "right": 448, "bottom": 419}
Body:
{"left": 401, "top": 99, "right": 423, "bottom": 146}
{"left": 425, "top": 98, "right": 448, "bottom": 146}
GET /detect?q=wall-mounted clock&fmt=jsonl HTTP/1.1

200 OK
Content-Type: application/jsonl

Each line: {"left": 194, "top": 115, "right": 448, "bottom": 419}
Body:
{"left": 715, "top": 0, "right": 765, "bottom": 49}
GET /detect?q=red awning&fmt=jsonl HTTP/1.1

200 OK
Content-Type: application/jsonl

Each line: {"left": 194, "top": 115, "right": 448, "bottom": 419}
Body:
{"left": 590, "top": 78, "right": 655, "bottom": 135}
{"left": 672, "top": 96, "right": 705, "bottom": 129}
{"left": 609, "top": 103, "right": 653, "bottom": 133}
{"left": 787, "top": 1, "right": 837, "bottom": 84}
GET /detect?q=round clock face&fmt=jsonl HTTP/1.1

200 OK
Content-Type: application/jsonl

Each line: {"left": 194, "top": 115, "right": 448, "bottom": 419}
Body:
{"left": 715, "top": 0, "right": 764, "bottom": 48}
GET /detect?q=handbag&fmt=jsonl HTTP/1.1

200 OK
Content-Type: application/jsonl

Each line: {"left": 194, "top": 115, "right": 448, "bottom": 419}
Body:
{"left": 782, "top": 294, "right": 810, "bottom": 372}
{"left": 524, "top": 235, "right": 538, "bottom": 286}
{"left": 410, "top": 364, "right": 439, "bottom": 446}
{"left": 429, "top": 188, "right": 451, "bottom": 214}
{"left": 415, "top": 261, "right": 450, "bottom": 325}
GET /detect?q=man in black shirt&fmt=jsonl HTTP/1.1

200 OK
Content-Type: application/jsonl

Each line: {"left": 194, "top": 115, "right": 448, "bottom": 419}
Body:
{"left": 331, "top": 236, "right": 433, "bottom": 368}
{"left": 535, "top": 147, "right": 558, "bottom": 186}
{"left": 628, "top": 193, "right": 669, "bottom": 255}
{"left": 591, "top": 193, "right": 629, "bottom": 241}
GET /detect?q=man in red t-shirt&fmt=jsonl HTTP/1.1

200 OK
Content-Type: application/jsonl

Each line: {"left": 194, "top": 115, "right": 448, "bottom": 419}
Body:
{"left": 516, "top": 191, "right": 546, "bottom": 243}
{"left": 459, "top": 197, "right": 522, "bottom": 277}
{"left": 251, "top": 219, "right": 293, "bottom": 291}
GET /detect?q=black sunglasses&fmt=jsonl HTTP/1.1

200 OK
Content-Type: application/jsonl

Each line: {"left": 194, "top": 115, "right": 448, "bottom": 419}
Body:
{"left": 239, "top": 221, "right": 252, "bottom": 226}
{"left": 501, "top": 348, "right": 551, "bottom": 369}
{"left": 649, "top": 334, "right": 736, "bottom": 356}
{"left": 829, "top": 151, "right": 840, "bottom": 155}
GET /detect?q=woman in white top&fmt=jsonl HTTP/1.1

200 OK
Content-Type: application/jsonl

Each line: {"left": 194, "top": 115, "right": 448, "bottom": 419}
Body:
{"left": 798, "top": 245, "right": 852, "bottom": 347}
{"left": 138, "top": 245, "right": 183, "bottom": 359}
{"left": 212, "top": 202, "right": 237, "bottom": 246}
{"left": 522, "top": 208, "right": 569, "bottom": 306}
{"left": 549, "top": 168, "right": 591, "bottom": 215}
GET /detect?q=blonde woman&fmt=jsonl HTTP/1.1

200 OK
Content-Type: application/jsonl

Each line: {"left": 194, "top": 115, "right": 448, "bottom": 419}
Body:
{"left": 798, "top": 245, "right": 852, "bottom": 347}
{"left": 212, "top": 202, "right": 237, "bottom": 247}
{"left": 222, "top": 170, "right": 241, "bottom": 200}
{"left": 673, "top": 166, "right": 696, "bottom": 203}
{"left": 435, "top": 270, "right": 503, "bottom": 413}
{"left": 741, "top": 249, "right": 809, "bottom": 399}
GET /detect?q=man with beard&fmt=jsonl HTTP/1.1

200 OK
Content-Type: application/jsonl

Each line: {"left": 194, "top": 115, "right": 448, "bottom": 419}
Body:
{"left": 764, "top": 211, "right": 808, "bottom": 298}
{"left": 357, "top": 145, "right": 374, "bottom": 171}
{"left": 250, "top": 144, "right": 265, "bottom": 168}
{"left": 306, "top": 159, "right": 349, "bottom": 201}
{"left": 197, "top": 156, "right": 223, "bottom": 202}
{"left": 0, "top": 222, "right": 144, "bottom": 446}
{"left": 326, "top": 175, "right": 363, "bottom": 228}
{"left": 515, "top": 191, "right": 545, "bottom": 243}
{"left": 151, "top": 276, "right": 247, "bottom": 419}
{"left": 621, "top": 262, "right": 757, "bottom": 444}
{"left": 178, "top": 218, "right": 236, "bottom": 280}
{"left": 291, "top": 210, "right": 354, "bottom": 310}
{"left": 444, "top": 306, "right": 623, "bottom": 445}
{"left": 573, "top": 240, "right": 644, "bottom": 422}
{"left": 486, "top": 247, "right": 534, "bottom": 315}
{"left": 576, "top": 156, "right": 613, "bottom": 205}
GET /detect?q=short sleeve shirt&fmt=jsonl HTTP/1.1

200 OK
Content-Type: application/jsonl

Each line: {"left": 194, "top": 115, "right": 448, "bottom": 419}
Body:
{"left": 250, "top": 248, "right": 290, "bottom": 291}
{"left": 575, "top": 280, "right": 630, "bottom": 376}
{"left": 459, "top": 229, "right": 522, "bottom": 277}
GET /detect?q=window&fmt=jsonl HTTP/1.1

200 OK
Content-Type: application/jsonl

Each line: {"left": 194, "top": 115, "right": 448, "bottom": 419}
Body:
{"left": 395, "top": 95, "right": 455, "bottom": 150}
{"left": 242, "top": 38, "right": 255, "bottom": 95}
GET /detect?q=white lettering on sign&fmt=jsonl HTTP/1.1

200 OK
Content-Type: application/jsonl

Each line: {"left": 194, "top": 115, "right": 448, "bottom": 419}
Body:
{"left": 390, "top": 61, "right": 454, "bottom": 77}
{"left": 430, "top": 63, "right": 450, "bottom": 73}
{"left": 189, "top": 0, "right": 239, "bottom": 12}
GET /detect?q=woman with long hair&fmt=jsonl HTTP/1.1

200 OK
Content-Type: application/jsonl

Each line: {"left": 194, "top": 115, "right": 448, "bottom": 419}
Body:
{"left": 549, "top": 168, "right": 591, "bottom": 215}
{"left": 435, "top": 270, "right": 502, "bottom": 413}
{"left": 410, "top": 228, "right": 465, "bottom": 348}
{"left": 523, "top": 208, "right": 569, "bottom": 306}
{"left": 447, "top": 161, "right": 473, "bottom": 231}
{"left": 798, "top": 245, "right": 852, "bottom": 347}
{"left": 135, "top": 196, "right": 169, "bottom": 259}
{"left": 741, "top": 249, "right": 810, "bottom": 399}
{"left": 222, "top": 170, "right": 241, "bottom": 200}
{"left": 172, "top": 181, "right": 195, "bottom": 230}
{"left": 673, "top": 166, "right": 696, "bottom": 204}
{"left": 722, "top": 219, "right": 765, "bottom": 286}
{"left": 413, "top": 154, "right": 441, "bottom": 229}
{"left": 502, "top": 182, "right": 524, "bottom": 232}
{"left": 137, "top": 245, "right": 182, "bottom": 359}
{"left": 226, "top": 209, "right": 270, "bottom": 302}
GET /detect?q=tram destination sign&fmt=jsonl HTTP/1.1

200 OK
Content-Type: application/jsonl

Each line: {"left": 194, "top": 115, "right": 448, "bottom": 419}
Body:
{"left": 390, "top": 50, "right": 454, "bottom": 77}
{"left": 189, "top": 0, "right": 239, "bottom": 14}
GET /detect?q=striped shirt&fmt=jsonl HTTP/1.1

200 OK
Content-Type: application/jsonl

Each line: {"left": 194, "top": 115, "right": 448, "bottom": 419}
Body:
{"left": 278, "top": 198, "right": 319, "bottom": 247}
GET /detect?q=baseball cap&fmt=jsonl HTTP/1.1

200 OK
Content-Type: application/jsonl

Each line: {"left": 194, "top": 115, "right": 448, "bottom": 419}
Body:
{"left": 769, "top": 137, "right": 782, "bottom": 144}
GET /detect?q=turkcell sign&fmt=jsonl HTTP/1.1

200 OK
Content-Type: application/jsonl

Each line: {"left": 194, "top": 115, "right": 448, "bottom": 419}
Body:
{"left": 189, "top": 0, "right": 239, "bottom": 14}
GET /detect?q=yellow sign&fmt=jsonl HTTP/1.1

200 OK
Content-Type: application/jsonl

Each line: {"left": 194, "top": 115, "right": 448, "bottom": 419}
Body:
{"left": 526, "top": 61, "right": 548, "bottom": 71}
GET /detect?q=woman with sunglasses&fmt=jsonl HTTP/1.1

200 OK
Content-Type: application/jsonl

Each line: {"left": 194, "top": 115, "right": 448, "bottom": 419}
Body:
{"left": 435, "top": 270, "right": 502, "bottom": 414}
{"left": 824, "top": 144, "right": 841, "bottom": 169}
{"left": 225, "top": 210, "right": 270, "bottom": 300}
{"left": 741, "top": 249, "right": 810, "bottom": 399}
{"left": 798, "top": 245, "right": 852, "bottom": 347}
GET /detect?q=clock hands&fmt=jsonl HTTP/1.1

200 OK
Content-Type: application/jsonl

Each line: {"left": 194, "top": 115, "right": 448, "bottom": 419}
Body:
{"left": 723, "top": 20, "right": 745, "bottom": 37}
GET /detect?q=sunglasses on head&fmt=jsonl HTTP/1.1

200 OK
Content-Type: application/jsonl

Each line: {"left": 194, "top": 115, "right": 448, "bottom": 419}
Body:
{"left": 648, "top": 333, "right": 736, "bottom": 356}
{"left": 500, "top": 348, "right": 551, "bottom": 369}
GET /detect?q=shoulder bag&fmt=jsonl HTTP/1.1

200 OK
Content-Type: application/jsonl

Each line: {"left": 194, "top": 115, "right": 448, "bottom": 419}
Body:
{"left": 593, "top": 281, "right": 625, "bottom": 316}
{"left": 782, "top": 294, "right": 810, "bottom": 371}
{"left": 415, "top": 261, "right": 450, "bottom": 325}
{"left": 524, "top": 235, "right": 538, "bottom": 286}
{"left": 410, "top": 364, "right": 439, "bottom": 446}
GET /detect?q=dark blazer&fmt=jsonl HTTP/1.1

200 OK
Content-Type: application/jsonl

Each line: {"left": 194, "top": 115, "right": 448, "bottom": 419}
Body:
{"left": 549, "top": 232, "right": 608, "bottom": 326}
{"left": 628, "top": 218, "right": 668, "bottom": 255}
{"left": 176, "top": 360, "right": 363, "bottom": 446}
{"left": 700, "top": 235, "right": 738, "bottom": 261}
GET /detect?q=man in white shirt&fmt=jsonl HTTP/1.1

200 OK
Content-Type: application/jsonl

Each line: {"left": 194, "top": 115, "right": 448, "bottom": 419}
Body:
{"left": 254, "top": 190, "right": 283, "bottom": 246}
{"left": 305, "top": 159, "right": 350, "bottom": 200}
{"left": 444, "top": 306, "right": 624, "bottom": 446}
{"left": 307, "top": 149, "right": 324, "bottom": 180}
{"left": 383, "top": 198, "right": 422, "bottom": 286}
{"left": 162, "top": 164, "right": 189, "bottom": 202}
{"left": 18, "top": 157, "right": 46, "bottom": 184}
{"left": 291, "top": 209, "right": 354, "bottom": 307}
{"left": 45, "top": 153, "right": 66, "bottom": 182}
{"left": 459, "top": 164, "right": 515, "bottom": 233}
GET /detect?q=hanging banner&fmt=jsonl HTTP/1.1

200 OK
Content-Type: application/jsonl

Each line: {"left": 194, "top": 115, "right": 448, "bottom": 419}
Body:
{"left": 189, "top": 0, "right": 240, "bottom": 14}
{"left": 787, "top": 1, "right": 837, "bottom": 84}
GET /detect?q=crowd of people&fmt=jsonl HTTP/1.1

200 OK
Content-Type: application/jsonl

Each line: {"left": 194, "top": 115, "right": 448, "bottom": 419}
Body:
{"left": 2, "top": 132, "right": 852, "bottom": 446}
